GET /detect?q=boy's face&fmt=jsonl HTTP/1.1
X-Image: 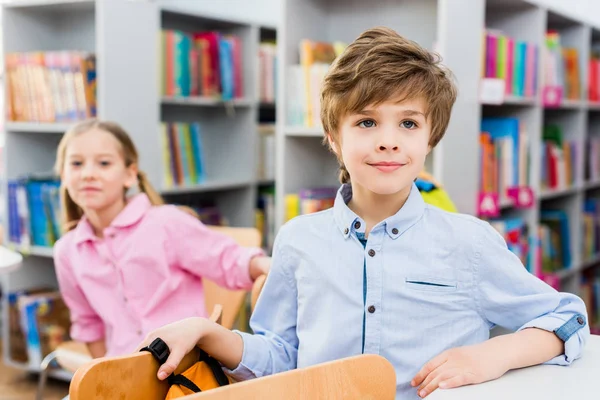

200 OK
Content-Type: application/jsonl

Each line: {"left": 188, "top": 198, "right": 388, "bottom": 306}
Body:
{"left": 331, "top": 97, "right": 431, "bottom": 197}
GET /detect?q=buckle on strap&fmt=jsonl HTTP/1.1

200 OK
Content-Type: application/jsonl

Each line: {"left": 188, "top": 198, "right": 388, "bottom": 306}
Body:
{"left": 140, "top": 337, "right": 170, "bottom": 365}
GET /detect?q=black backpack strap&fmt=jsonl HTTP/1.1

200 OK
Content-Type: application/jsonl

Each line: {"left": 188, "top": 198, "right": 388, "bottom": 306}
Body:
{"left": 140, "top": 337, "right": 170, "bottom": 365}
{"left": 199, "top": 349, "right": 230, "bottom": 386}
{"left": 167, "top": 374, "right": 202, "bottom": 393}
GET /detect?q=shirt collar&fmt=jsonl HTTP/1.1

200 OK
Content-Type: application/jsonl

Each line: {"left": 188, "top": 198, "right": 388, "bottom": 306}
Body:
{"left": 333, "top": 182, "right": 425, "bottom": 239}
{"left": 73, "top": 193, "right": 152, "bottom": 244}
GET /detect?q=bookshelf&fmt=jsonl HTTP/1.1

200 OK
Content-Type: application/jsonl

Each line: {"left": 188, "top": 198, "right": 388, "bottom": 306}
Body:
{"left": 0, "top": 0, "right": 278, "bottom": 376}
{"left": 0, "top": 0, "right": 159, "bottom": 378}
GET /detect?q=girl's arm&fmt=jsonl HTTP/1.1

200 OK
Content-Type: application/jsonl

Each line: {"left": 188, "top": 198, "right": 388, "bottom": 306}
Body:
{"left": 139, "top": 222, "right": 298, "bottom": 381}
{"left": 86, "top": 339, "right": 107, "bottom": 359}
{"left": 164, "top": 207, "right": 268, "bottom": 290}
{"left": 54, "top": 239, "right": 106, "bottom": 349}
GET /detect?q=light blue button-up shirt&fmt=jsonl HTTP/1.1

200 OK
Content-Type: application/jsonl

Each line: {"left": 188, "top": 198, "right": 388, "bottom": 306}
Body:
{"left": 229, "top": 183, "right": 589, "bottom": 399}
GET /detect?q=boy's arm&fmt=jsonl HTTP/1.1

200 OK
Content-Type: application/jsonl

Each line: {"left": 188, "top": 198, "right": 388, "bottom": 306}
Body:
{"left": 475, "top": 222, "right": 589, "bottom": 365}
{"left": 413, "top": 222, "right": 589, "bottom": 397}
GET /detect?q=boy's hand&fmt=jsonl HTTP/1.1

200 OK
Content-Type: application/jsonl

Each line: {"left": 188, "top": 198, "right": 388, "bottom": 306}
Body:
{"left": 137, "top": 317, "right": 206, "bottom": 380}
{"left": 249, "top": 255, "right": 271, "bottom": 280}
{"left": 411, "top": 342, "right": 509, "bottom": 398}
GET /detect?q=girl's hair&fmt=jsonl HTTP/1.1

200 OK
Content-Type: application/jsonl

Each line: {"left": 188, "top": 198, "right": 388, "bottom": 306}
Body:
{"left": 55, "top": 119, "right": 165, "bottom": 232}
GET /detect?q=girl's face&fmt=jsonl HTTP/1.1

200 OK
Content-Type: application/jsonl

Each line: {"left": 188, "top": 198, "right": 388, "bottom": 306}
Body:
{"left": 61, "top": 128, "right": 137, "bottom": 214}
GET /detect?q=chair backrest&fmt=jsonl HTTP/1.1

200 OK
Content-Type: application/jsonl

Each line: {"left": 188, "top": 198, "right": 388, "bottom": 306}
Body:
{"left": 68, "top": 306, "right": 223, "bottom": 400}
{"left": 69, "top": 351, "right": 396, "bottom": 400}
{"left": 186, "top": 354, "right": 396, "bottom": 399}
{"left": 203, "top": 226, "right": 262, "bottom": 329}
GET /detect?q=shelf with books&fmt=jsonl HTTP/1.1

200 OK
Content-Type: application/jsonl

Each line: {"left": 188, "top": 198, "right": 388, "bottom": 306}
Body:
{"left": 1, "top": 0, "right": 159, "bottom": 375}
{"left": 542, "top": 11, "right": 586, "bottom": 108}
{"left": 157, "top": 6, "right": 264, "bottom": 229}
{"left": 482, "top": 1, "right": 542, "bottom": 106}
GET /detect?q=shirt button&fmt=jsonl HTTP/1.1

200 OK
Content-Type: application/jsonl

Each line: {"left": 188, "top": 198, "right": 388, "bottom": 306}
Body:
{"left": 354, "top": 221, "right": 361, "bottom": 230}
{"left": 392, "top": 228, "right": 399, "bottom": 235}
{"left": 344, "top": 227, "right": 349, "bottom": 235}
{"left": 368, "top": 249, "right": 376, "bottom": 257}
{"left": 368, "top": 305, "right": 376, "bottom": 313}
{"left": 577, "top": 316, "right": 585, "bottom": 325}
{"left": 137, "top": 330, "right": 142, "bottom": 335}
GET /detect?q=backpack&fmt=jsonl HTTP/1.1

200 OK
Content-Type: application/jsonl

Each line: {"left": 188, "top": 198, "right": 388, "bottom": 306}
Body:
{"left": 141, "top": 337, "right": 231, "bottom": 399}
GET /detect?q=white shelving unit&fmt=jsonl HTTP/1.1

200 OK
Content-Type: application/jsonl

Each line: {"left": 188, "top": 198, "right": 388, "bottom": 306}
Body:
{"left": 158, "top": 5, "right": 276, "bottom": 228}
{"left": 482, "top": 1, "right": 600, "bottom": 296}
{"left": 0, "top": 0, "right": 277, "bottom": 377}
{"left": 0, "top": 0, "right": 158, "bottom": 378}
{"left": 275, "top": 0, "right": 600, "bottom": 310}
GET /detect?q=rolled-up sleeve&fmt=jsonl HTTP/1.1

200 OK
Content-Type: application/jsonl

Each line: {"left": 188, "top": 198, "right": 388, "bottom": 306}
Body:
{"left": 475, "top": 222, "right": 589, "bottom": 365}
{"left": 224, "top": 224, "right": 298, "bottom": 380}
{"left": 54, "top": 240, "right": 104, "bottom": 343}
{"left": 166, "top": 207, "right": 264, "bottom": 290}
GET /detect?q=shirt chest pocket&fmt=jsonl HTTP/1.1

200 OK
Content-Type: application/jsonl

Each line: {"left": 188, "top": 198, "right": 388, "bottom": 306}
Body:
{"left": 404, "top": 275, "right": 458, "bottom": 293}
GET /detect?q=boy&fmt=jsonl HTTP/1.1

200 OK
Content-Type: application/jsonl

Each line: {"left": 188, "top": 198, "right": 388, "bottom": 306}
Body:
{"left": 139, "top": 27, "right": 589, "bottom": 399}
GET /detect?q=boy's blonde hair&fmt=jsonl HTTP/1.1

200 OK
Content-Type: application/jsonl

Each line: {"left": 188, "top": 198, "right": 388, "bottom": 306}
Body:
{"left": 320, "top": 27, "right": 458, "bottom": 183}
{"left": 55, "top": 119, "right": 166, "bottom": 232}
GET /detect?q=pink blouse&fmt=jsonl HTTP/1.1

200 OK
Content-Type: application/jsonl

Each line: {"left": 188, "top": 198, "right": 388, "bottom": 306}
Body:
{"left": 54, "top": 194, "right": 263, "bottom": 356}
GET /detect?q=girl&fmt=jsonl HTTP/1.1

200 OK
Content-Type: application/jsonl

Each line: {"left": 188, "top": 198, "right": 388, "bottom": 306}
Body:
{"left": 138, "top": 27, "right": 588, "bottom": 400}
{"left": 53, "top": 119, "right": 270, "bottom": 359}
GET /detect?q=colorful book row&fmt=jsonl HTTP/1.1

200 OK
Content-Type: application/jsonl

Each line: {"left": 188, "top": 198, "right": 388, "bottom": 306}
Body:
{"left": 5, "top": 51, "right": 96, "bottom": 123}
{"left": 482, "top": 30, "right": 538, "bottom": 97}
{"left": 287, "top": 39, "right": 347, "bottom": 128}
{"left": 160, "top": 30, "right": 243, "bottom": 100}
{"left": 7, "top": 178, "right": 61, "bottom": 248}
{"left": 479, "top": 118, "right": 530, "bottom": 204}
{"left": 160, "top": 122, "right": 206, "bottom": 188}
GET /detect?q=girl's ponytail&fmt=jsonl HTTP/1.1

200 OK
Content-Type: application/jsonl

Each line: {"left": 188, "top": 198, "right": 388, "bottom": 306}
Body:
{"left": 136, "top": 171, "right": 164, "bottom": 206}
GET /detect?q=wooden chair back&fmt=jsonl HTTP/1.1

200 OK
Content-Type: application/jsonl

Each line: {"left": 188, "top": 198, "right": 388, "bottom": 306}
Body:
{"left": 69, "top": 350, "right": 396, "bottom": 400}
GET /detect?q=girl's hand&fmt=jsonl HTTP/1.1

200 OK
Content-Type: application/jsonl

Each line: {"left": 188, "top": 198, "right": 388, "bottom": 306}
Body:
{"left": 249, "top": 255, "right": 271, "bottom": 280}
{"left": 137, "top": 317, "right": 206, "bottom": 380}
{"left": 410, "top": 342, "right": 509, "bottom": 398}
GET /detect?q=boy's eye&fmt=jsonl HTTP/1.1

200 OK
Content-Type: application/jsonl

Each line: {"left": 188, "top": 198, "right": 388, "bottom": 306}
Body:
{"left": 99, "top": 161, "right": 111, "bottom": 167}
{"left": 402, "top": 120, "right": 417, "bottom": 129}
{"left": 358, "top": 119, "right": 376, "bottom": 128}
{"left": 70, "top": 161, "right": 82, "bottom": 167}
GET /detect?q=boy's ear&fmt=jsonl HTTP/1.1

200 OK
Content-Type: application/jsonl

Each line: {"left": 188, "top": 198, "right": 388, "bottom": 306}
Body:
{"left": 327, "top": 134, "right": 338, "bottom": 154}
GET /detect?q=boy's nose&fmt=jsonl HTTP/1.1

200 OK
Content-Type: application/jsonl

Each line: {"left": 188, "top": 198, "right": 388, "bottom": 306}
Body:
{"left": 378, "top": 144, "right": 399, "bottom": 151}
